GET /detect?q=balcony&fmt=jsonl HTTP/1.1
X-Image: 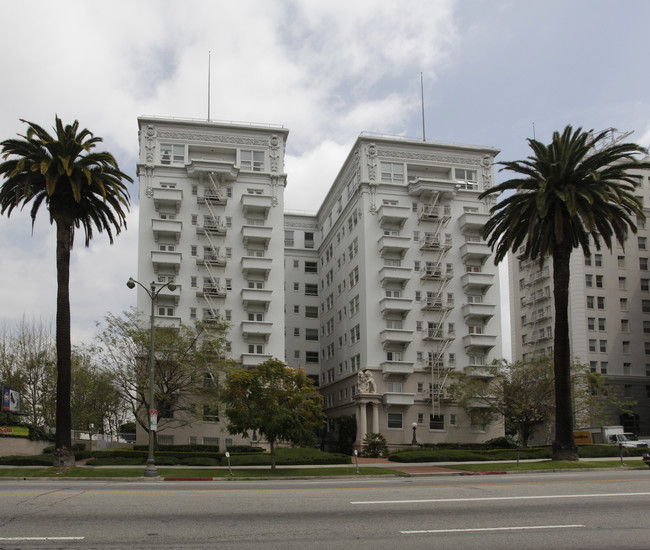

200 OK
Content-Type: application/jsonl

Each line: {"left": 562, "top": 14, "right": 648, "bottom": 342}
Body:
{"left": 241, "top": 321, "right": 273, "bottom": 341}
{"left": 185, "top": 159, "right": 239, "bottom": 180}
{"left": 423, "top": 328, "right": 453, "bottom": 341}
{"left": 460, "top": 240, "right": 491, "bottom": 263}
{"left": 418, "top": 204, "right": 451, "bottom": 223}
{"left": 157, "top": 284, "right": 181, "bottom": 305}
{"left": 196, "top": 253, "right": 227, "bottom": 267}
{"left": 381, "top": 361, "right": 415, "bottom": 376}
{"left": 458, "top": 211, "right": 490, "bottom": 232}
{"left": 378, "top": 234, "right": 411, "bottom": 258}
{"left": 462, "top": 333, "right": 498, "bottom": 351}
{"left": 241, "top": 353, "right": 273, "bottom": 367}
{"left": 241, "top": 288, "right": 273, "bottom": 310}
{"left": 197, "top": 220, "right": 227, "bottom": 236}
{"left": 196, "top": 285, "right": 227, "bottom": 298}
{"left": 420, "top": 267, "right": 452, "bottom": 281}
{"left": 379, "top": 265, "right": 411, "bottom": 286}
{"left": 382, "top": 392, "right": 415, "bottom": 406}
{"left": 421, "top": 298, "right": 453, "bottom": 312}
{"left": 241, "top": 194, "right": 272, "bottom": 218}
{"left": 241, "top": 224, "right": 273, "bottom": 248}
{"left": 152, "top": 187, "right": 182, "bottom": 212}
{"left": 461, "top": 272, "right": 494, "bottom": 291}
{"left": 152, "top": 219, "right": 182, "bottom": 242}
{"left": 462, "top": 302, "right": 496, "bottom": 321}
{"left": 420, "top": 235, "right": 451, "bottom": 251}
{"left": 241, "top": 256, "right": 273, "bottom": 279}
{"left": 377, "top": 204, "right": 410, "bottom": 228}
{"left": 197, "top": 189, "right": 227, "bottom": 206}
{"left": 380, "top": 328, "right": 414, "bottom": 348}
{"left": 379, "top": 297, "right": 413, "bottom": 316}
{"left": 407, "top": 177, "right": 458, "bottom": 199}
{"left": 463, "top": 365, "right": 497, "bottom": 378}
{"left": 151, "top": 250, "right": 181, "bottom": 273}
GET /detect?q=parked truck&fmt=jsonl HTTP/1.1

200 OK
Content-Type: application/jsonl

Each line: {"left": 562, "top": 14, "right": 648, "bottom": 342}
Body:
{"left": 574, "top": 426, "right": 650, "bottom": 448}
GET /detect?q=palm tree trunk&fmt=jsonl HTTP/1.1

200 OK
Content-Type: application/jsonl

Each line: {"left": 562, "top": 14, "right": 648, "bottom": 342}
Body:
{"left": 552, "top": 242, "right": 579, "bottom": 461}
{"left": 53, "top": 219, "right": 75, "bottom": 468}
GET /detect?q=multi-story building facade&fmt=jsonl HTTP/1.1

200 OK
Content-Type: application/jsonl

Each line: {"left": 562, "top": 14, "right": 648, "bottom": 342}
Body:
{"left": 135, "top": 116, "right": 504, "bottom": 448}
{"left": 135, "top": 116, "right": 289, "bottom": 447}
{"left": 311, "top": 134, "right": 503, "bottom": 447}
{"left": 509, "top": 163, "right": 650, "bottom": 437}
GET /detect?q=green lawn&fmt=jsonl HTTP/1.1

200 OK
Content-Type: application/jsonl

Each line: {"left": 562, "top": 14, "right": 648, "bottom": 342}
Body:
{"left": 450, "top": 459, "right": 647, "bottom": 472}
{"left": 0, "top": 466, "right": 397, "bottom": 478}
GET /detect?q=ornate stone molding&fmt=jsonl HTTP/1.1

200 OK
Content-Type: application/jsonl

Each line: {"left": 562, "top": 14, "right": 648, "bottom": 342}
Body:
{"left": 156, "top": 130, "right": 267, "bottom": 147}
{"left": 377, "top": 147, "right": 482, "bottom": 166}
{"left": 367, "top": 143, "right": 378, "bottom": 182}
{"left": 137, "top": 164, "right": 155, "bottom": 198}
{"left": 481, "top": 155, "right": 494, "bottom": 189}
{"left": 269, "top": 134, "right": 281, "bottom": 173}
{"left": 143, "top": 125, "right": 156, "bottom": 164}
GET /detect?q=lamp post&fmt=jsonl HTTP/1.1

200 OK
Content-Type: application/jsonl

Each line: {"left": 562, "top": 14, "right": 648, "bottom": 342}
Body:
{"left": 126, "top": 277, "right": 176, "bottom": 478}
{"left": 411, "top": 422, "right": 418, "bottom": 446}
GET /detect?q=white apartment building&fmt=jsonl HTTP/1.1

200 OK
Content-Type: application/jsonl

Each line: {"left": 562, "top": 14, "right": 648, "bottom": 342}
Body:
{"left": 135, "top": 116, "right": 289, "bottom": 447}
{"left": 509, "top": 164, "right": 650, "bottom": 437}
{"left": 135, "top": 116, "right": 505, "bottom": 449}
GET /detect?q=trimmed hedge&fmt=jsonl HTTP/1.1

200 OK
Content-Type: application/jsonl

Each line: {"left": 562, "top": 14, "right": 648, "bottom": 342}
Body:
{"left": 0, "top": 454, "right": 55, "bottom": 466}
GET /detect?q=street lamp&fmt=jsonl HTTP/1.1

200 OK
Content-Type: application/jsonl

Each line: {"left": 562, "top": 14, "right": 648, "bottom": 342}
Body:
{"left": 126, "top": 277, "right": 176, "bottom": 477}
{"left": 411, "top": 422, "right": 418, "bottom": 446}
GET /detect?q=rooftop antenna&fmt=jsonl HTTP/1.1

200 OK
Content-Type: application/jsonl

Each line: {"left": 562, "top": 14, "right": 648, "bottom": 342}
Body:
{"left": 420, "top": 72, "right": 426, "bottom": 142}
{"left": 207, "top": 51, "right": 211, "bottom": 122}
{"left": 532, "top": 122, "right": 536, "bottom": 140}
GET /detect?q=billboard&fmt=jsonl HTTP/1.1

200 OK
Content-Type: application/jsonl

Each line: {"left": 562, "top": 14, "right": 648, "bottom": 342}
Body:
{"left": 2, "top": 387, "right": 21, "bottom": 413}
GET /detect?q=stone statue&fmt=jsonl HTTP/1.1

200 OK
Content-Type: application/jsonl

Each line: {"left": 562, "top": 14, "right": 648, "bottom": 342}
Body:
{"left": 358, "top": 369, "right": 376, "bottom": 394}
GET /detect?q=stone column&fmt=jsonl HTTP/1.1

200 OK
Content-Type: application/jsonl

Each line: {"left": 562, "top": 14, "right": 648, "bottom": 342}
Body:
{"left": 371, "top": 402, "right": 379, "bottom": 434}
{"left": 358, "top": 402, "right": 368, "bottom": 443}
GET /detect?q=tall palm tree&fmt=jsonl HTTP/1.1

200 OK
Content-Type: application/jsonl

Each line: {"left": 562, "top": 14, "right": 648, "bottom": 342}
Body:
{"left": 479, "top": 125, "right": 649, "bottom": 460}
{"left": 0, "top": 117, "right": 132, "bottom": 466}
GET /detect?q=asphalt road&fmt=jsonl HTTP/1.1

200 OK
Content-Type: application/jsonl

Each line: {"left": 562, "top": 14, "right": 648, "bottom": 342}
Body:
{"left": 1, "top": 470, "right": 649, "bottom": 549}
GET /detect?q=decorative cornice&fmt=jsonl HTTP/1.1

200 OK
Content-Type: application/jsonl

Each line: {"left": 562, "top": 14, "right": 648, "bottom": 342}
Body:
{"left": 377, "top": 147, "right": 483, "bottom": 166}
{"left": 156, "top": 130, "right": 268, "bottom": 147}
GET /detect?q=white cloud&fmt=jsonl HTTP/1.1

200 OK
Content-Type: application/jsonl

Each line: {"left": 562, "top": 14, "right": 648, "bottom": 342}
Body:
{"left": 2, "top": 0, "right": 650, "bottom": 358}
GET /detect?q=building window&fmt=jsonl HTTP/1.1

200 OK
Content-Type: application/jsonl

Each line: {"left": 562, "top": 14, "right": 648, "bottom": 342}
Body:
{"left": 240, "top": 150, "right": 264, "bottom": 171}
{"left": 618, "top": 255, "right": 626, "bottom": 268}
{"left": 587, "top": 318, "right": 595, "bottom": 331}
{"left": 350, "top": 325, "right": 360, "bottom": 345}
{"left": 585, "top": 274, "right": 593, "bottom": 288}
{"left": 595, "top": 254, "right": 602, "bottom": 267}
{"left": 598, "top": 318, "right": 606, "bottom": 331}
{"left": 624, "top": 385, "right": 633, "bottom": 398}
{"left": 305, "top": 306, "right": 318, "bottom": 318}
{"left": 387, "top": 412, "right": 403, "bottom": 429}
{"left": 595, "top": 275, "right": 603, "bottom": 288}
{"left": 455, "top": 168, "right": 478, "bottom": 189}
{"left": 639, "top": 237, "right": 647, "bottom": 250}
{"left": 599, "top": 340, "right": 607, "bottom": 353}
{"left": 306, "top": 351, "right": 319, "bottom": 363}
{"left": 619, "top": 277, "right": 627, "bottom": 290}
{"left": 380, "top": 162, "right": 404, "bottom": 183}
{"left": 429, "top": 414, "right": 444, "bottom": 430}
{"left": 588, "top": 339, "right": 597, "bottom": 352}
{"left": 305, "top": 284, "right": 318, "bottom": 296}
{"left": 642, "top": 279, "right": 650, "bottom": 292}
{"left": 621, "top": 298, "right": 629, "bottom": 311}
{"left": 641, "top": 258, "right": 649, "bottom": 271}
{"left": 600, "top": 362, "right": 608, "bottom": 374}
{"left": 160, "top": 143, "right": 184, "bottom": 165}
{"left": 597, "top": 297, "right": 605, "bottom": 310}
{"left": 305, "top": 329, "right": 319, "bottom": 341}
{"left": 623, "top": 341, "right": 631, "bottom": 354}
{"left": 285, "top": 230, "right": 294, "bottom": 247}
{"left": 587, "top": 296, "right": 594, "bottom": 309}
{"left": 305, "top": 261, "right": 318, "bottom": 273}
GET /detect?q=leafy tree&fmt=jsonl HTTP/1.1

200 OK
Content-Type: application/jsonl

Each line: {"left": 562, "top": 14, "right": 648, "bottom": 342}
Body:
{"left": 0, "top": 117, "right": 132, "bottom": 466}
{"left": 479, "top": 126, "right": 650, "bottom": 460}
{"left": 449, "top": 357, "right": 554, "bottom": 447}
{"left": 95, "top": 309, "right": 233, "bottom": 441}
{"left": 69, "top": 345, "right": 126, "bottom": 434}
{"left": 449, "top": 357, "right": 636, "bottom": 447}
{"left": 222, "top": 358, "right": 325, "bottom": 469}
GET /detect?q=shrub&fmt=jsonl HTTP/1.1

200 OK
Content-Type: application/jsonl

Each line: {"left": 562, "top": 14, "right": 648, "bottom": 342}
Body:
{"left": 0, "top": 454, "right": 55, "bottom": 466}
{"left": 86, "top": 457, "right": 144, "bottom": 466}
{"left": 179, "top": 456, "right": 221, "bottom": 466}
{"left": 361, "top": 433, "right": 389, "bottom": 458}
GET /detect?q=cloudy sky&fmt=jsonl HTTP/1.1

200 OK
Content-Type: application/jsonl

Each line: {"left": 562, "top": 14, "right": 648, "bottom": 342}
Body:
{"left": 1, "top": 0, "right": 649, "bottom": 352}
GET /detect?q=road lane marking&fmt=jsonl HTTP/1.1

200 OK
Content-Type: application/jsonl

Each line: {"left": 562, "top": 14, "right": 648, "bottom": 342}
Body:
{"left": 0, "top": 537, "right": 84, "bottom": 541}
{"left": 352, "top": 491, "right": 650, "bottom": 504}
{"left": 402, "top": 525, "right": 584, "bottom": 534}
